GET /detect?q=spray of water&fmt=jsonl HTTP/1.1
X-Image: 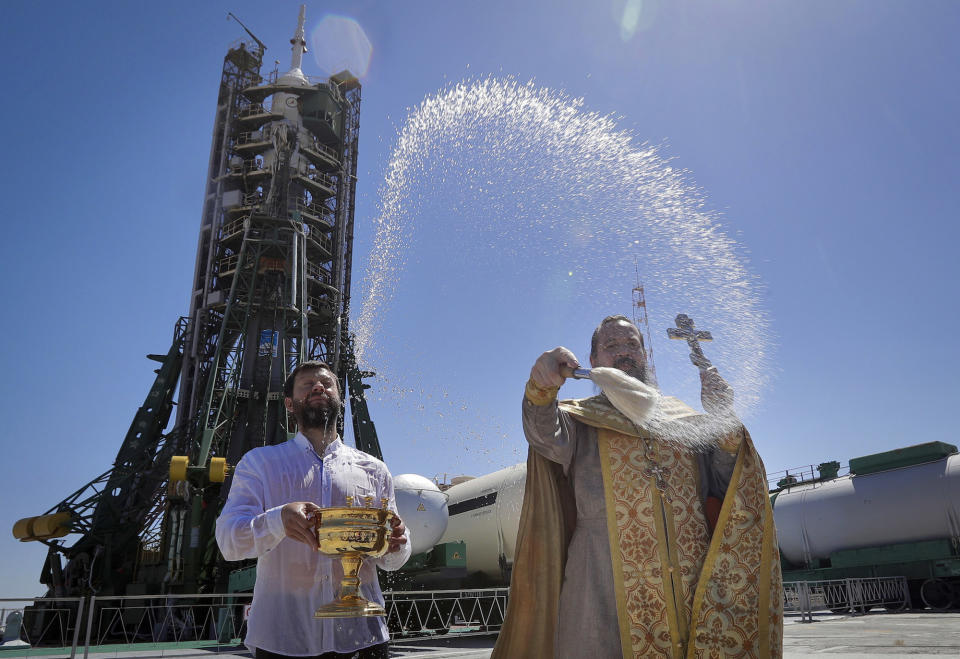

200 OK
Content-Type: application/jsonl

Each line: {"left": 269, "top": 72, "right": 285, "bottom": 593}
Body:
{"left": 588, "top": 366, "right": 742, "bottom": 450}
{"left": 355, "top": 77, "right": 771, "bottom": 459}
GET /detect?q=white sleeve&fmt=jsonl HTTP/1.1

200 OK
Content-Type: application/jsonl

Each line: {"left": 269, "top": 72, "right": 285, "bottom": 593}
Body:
{"left": 374, "top": 466, "right": 412, "bottom": 571}
{"left": 215, "top": 454, "right": 287, "bottom": 561}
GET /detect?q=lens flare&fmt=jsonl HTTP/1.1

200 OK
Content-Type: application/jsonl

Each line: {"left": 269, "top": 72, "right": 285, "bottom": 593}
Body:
{"left": 310, "top": 15, "right": 373, "bottom": 77}
{"left": 616, "top": 0, "right": 658, "bottom": 41}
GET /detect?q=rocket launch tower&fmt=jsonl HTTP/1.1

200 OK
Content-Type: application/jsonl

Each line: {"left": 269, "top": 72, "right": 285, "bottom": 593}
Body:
{"left": 14, "top": 8, "right": 380, "bottom": 596}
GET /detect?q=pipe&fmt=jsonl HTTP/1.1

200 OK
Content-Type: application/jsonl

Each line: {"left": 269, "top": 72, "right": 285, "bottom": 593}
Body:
{"left": 291, "top": 231, "right": 298, "bottom": 308}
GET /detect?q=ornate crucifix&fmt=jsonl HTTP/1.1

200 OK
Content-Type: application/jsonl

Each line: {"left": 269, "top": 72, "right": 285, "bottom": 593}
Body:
{"left": 667, "top": 313, "right": 714, "bottom": 371}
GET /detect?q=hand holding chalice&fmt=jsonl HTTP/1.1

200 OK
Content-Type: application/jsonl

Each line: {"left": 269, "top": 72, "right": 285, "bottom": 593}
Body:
{"left": 313, "top": 495, "right": 396, "bottom": 618}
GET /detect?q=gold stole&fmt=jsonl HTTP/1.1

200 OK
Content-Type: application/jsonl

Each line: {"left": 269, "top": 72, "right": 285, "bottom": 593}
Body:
{"left": 599, "top": 428, "right": 709, "bottom": 657}
{"left": 492, "top": 396, "right": 782, "bottom": 659}
{"left": 566, "top": 398, "right": 783, "bottom": 659}
{"left": 679, "top": 432, "right": 783, "bottom": 659}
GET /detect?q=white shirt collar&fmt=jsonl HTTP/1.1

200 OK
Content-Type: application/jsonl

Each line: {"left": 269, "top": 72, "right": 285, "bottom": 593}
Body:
{"left": 292, "top": 431, "right": 342, "bottom": 459}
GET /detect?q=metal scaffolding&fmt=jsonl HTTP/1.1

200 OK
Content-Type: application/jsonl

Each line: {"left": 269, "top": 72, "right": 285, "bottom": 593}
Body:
{"left": 18, "top": 9, "right": 378, "bottom": 606}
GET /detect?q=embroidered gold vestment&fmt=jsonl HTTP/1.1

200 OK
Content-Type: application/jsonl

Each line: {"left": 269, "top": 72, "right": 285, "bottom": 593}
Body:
{"left": 493, "top": 396, "right": 783, "bottom": 659}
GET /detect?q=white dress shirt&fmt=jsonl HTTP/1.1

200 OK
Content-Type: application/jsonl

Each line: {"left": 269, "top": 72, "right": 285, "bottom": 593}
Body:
{"left": 215, "top": 433, "right": 411, "bottom": 656}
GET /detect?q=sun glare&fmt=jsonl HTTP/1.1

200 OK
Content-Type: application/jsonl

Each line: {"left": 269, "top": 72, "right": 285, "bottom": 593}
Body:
{"left": 310, "top": 15, "right": 373, "bottom": 78}
{"left": 617, "top": 0, "right": 658, "bottom": 41}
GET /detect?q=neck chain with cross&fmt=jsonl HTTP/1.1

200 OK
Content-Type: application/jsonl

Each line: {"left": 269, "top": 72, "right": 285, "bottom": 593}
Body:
{"left": 642, "top": 437, "right": 673, "bottom": 502}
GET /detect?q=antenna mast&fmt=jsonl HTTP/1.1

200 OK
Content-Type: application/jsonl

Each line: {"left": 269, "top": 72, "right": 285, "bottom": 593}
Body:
{"left": 632, "top": 262, "right": 657, "bottom": 384}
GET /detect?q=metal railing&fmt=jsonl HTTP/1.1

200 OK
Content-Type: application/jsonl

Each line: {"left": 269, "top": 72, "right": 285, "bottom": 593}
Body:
{"left": 384, "top": 588, "right": 508, "bottom": 638}
{"left": 295, "top": 199, "right": 334, "bottom": 225}
{"left": 296, "top": 169, "right": 336, "bottom": 194}
{"left": 0, "top": 589, "right": 505, "bottom": 654}
{"left": 220, "top": 218, "right": 246, "bottom": 240}
{"left": 302, "top": 140, "right": 339, "bottom": 163}
{"left": 305, "top": 261, "right": 332, "bottom": 285}
{"left": 217, "top": 253, "right": 240, "bottom": 274}
{"left": 235, "top": 131, "right": 269, "bottom": 147}
{"left": 259, "top": 68, "right": 338, "bottom": 91}
{"left": 783, "top": 577, "right": 910, "bottom": 623}
{"left": 227, "top": 159, "right": 269, "bottom": 177}
{"left": 767, "top": 463, "right": 850, "bottom": 490}
{"left": 0, "top": 579, "right": 914, "bottom": 655}
{"left": 0, "top": 597, "right": 85, "bottom": 658}
{"left": 0, "top": 594, "right": 253, "bottom": 658}
{"left": 238, "top": 104, "right": 278, "bottom": 120}
{"left": 80, "top": 593, "right": 251, "bottom": 657}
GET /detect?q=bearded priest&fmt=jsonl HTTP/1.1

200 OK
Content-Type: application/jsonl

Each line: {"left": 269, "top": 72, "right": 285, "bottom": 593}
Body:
{"left": 492, "top": 315, "right": 782, "bottom": 659}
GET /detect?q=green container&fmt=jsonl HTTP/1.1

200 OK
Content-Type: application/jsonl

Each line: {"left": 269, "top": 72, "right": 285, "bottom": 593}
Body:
{"left": 228, "top": 564, "right": 258, "bottom": 593}
{"left": 849, "top": 441, "right": 957, "bottom": 476}
{"left": 433, "top": 541, "right": 467, "bottom": 568}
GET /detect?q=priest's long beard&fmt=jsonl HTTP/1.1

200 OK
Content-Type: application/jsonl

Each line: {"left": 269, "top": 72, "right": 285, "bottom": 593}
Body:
{"left": 613, "top": 355, "right": 648, "bottom": 384}
{"left": 293, "top": 395, "right": 342, "bottom": 433}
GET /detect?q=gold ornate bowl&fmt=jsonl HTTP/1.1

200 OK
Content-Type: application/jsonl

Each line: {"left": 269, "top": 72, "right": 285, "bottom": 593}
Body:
{"left": 313, "top": 502, "right": 395, "bottom": 618}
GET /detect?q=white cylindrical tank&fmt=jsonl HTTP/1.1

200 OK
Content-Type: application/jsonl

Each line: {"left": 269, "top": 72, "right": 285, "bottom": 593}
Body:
{"left": 437, "top": 463, "right": 526, "bottom": 580}
{"left": 394, "top": 474, "right": 449, "bottom": 555}
{"left": 773, "top": 453, "right": 960, "bottom": 566}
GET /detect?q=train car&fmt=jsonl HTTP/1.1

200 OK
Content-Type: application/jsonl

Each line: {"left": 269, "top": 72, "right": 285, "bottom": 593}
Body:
{"left": 432, "top": 441, "right": 960, "bottom": 608}
{"left": 435, "top": 465, "right": 525, "bottom": 585}
{"left": 771, "top": 441, "right": 960, "bottom": 609}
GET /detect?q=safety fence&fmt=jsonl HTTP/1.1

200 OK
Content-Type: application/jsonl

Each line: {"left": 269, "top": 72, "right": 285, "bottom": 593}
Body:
{"left": 0, "top": 589, "right": 508, "bottom": 657}
{"left": 0, "top": 580, "right": 914, "bottom": 655}
{"left": 385, "top": 588, "right": 508, "bottom": 638}
{"left": 0, "top": 597, "right": 85, "bottom": 657}
{"left": 0, "top": 593, "right": 251, "bottom": 658}
{"left": 783, "top": 576, "right": 910, "bottom": 622}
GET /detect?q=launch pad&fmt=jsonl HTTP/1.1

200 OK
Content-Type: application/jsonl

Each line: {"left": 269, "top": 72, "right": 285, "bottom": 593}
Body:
{"left": 7, "top": 6, "right": 959, "bottom": 656}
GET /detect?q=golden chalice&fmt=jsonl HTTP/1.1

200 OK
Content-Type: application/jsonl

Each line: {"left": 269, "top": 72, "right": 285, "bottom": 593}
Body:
{"left": 313, "top": 495, "right": 395, "bottom": 618}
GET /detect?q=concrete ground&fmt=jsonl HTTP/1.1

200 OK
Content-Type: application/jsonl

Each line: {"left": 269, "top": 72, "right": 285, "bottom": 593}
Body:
{"left": 388, "top": 612, "right": 960, "bottom": 658}
{"left": 2, "top": 612, "right": 958, "bottom": 658}
{"left": 781, "top": 611, "right": 960, "bottom": 657}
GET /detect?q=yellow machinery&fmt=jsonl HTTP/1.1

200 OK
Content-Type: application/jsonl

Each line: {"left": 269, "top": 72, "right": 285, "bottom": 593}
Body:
{"left": 12, "top": 512, "right": 71, "bottom": 542}
{"left": 168, "top": 456, "right": 231, "bottom": 483}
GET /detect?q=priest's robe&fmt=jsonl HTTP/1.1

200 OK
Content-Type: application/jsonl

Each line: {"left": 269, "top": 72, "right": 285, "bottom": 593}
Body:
{"left": 491, "top": 387, "right": 783, "bottom": 659}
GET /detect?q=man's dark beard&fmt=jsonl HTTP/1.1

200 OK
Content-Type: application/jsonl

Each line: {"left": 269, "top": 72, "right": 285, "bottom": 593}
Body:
{"left": 293, "top": 395, "right": 342, "bottom": 430}
{"left": 614, "top": 356, "right": 648, "bottom": 384}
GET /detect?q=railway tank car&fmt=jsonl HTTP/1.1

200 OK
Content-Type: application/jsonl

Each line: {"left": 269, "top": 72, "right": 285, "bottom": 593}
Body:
{"left": 433, "top": 441, "right": 960, "bottom": 608}
{"left": 771, "top": 441, "right": 960, "bottom": 609}
{"left": 435, "top": 464, "right": 525, "bottom": 584}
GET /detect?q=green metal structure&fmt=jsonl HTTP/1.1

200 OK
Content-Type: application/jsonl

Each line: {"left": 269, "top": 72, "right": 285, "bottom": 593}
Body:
{"left": 17, "top": 11, "right": 383, "bottom": 601}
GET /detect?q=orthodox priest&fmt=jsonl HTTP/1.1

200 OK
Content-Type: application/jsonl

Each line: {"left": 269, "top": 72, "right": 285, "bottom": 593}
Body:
{"left": 492, "top": 315, "right": 782, "bottom": 659}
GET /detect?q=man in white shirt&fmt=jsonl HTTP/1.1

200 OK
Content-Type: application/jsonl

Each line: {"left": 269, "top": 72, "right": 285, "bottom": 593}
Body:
{"left": 216, "top": 360, "right": 410, "bottom": 659}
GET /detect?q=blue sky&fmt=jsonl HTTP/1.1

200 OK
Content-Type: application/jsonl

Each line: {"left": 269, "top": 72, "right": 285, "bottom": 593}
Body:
{"left": 1, "top": 1, "right": 958, "bottom": 597}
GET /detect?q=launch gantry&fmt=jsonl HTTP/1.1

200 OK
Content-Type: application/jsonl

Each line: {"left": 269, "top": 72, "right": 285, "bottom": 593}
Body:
{"left": 14, "top": 7, "right": 380, "bottom": 598}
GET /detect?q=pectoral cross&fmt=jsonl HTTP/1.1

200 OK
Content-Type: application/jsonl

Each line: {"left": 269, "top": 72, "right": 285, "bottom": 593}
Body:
{"left": 667, "top": 314, "right": 714, "bottom": 371}
{"left": 642, "top": 438, "right": 672, "bottom": 502}
{"left": 643, "top": 462, "right": 673, "bottom": 502}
